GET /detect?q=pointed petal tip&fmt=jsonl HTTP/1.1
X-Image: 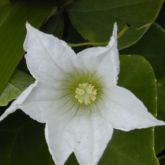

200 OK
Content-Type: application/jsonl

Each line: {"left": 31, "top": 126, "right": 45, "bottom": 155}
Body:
{"left": 156, "top": 119, "right": 165, "bottom": 126}
{"left": 25, "top": 22, "right": 32, "bottom": 31}
{"left": 113, "top": 22, "right": 118, "bottom": 37}
{"left": 25, "top": 22, "right": 37, "bottom": 34}
{"left": 44, "top": 123, "right": 73, "bottom": 165}
{"left": 108, "top": 22, "right": 118, "bottom": 46}
{"left": 24, "top": 23, "right": 38, "bottom": 51}
{"left": 149, "top": 116, "right": 165, "bottom": 127}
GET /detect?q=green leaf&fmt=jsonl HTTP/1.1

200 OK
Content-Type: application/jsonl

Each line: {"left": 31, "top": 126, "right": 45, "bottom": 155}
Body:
{"left": 0, "top": 1, "right": 55, "bottom": 93}
{"left": 67, "top": 0, "right": 163, "bottom": 49}
{"left": 0, "top": 70, "right": 34, "bottom": 106}
{"left": 155, "top": 78, "right": 165, "bottom": 154}
{"left": 122, "top": 23, "right": 165, "bottom": 79}
{"left": 66, "top": 55, "right": 159, "bottom": 164}
{"left": 100, "top": 55, "right": 158, "bottom": 165}
{"left": 0, "top": 111, "right": 54, "bottom": 165}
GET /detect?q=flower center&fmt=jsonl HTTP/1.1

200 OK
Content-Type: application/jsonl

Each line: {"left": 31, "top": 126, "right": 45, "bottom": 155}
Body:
{"left": 75, "top": 83, "right": 97, "bottom": 105}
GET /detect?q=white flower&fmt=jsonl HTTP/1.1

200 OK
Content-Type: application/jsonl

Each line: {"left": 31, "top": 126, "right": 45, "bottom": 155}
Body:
{"left": 0, "top": 23, "right": 164, "bottom": 165}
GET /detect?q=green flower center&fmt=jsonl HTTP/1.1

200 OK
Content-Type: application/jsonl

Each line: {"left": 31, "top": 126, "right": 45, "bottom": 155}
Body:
{"left": 60, "top": 71, "right": 103, "bottom": 107}
{"left": 74, "top": 83, "right": 97, "bottom": 105}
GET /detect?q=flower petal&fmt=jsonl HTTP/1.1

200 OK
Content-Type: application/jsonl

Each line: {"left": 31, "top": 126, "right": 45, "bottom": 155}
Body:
{"left": 19, "top": 80, "right": 77, "bottom": 123}
{"left": 45, "top": 108, "right": 113, "bottom": 165}
{"left": 0, "top": 81, "right": 37, "bottom": 122}
{"left": 44, "top": 105, "right": 78, "bottom": 165}
{"left": 24, "top": 23, "right": 76, "bottom": 85}
{"left": 19, "top": 82, "right": 57, "bottom": 123}
{"left": 102, "top": 86, "right": 165, "bottom": 131}
{"left": 0, "top": 80, "right": 74, "bottom": 124}
{"left": 67, "top": 110, "right": 113, "bottom": 165}
{"left": 75, "top": 23, "right": 119, "bottom": 86}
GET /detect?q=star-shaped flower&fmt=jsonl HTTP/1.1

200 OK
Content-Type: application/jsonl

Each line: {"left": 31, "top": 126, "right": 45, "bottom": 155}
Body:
{"left": 0, "top": 23, "right": 164, "bottom": 165}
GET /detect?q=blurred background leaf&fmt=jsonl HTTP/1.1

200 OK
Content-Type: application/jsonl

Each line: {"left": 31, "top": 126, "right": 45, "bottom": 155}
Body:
{"left": 67, "top": 0, "right": 163, "bottom": 49}
{"left": 0, "top": 0, "right": 56, "bottom": 93}
{"left": 120, "top": 22, "right": 165, "bottom": 159}
{"left": 121, "top": 23, "right": 165, "bottom": 79}
{"left": 0, "top": 70, "right": 34, "bottom": 106}
{"left": 121, "top": 7, "right": 165, "bottom": 160}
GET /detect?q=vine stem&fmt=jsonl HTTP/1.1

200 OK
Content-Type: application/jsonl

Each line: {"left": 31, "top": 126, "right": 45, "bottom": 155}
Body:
{"left": 68, "top": 42, "right": 107, "bottom": 47}
{"left": 68, "top": 24, "right": 129, "bottom": 48}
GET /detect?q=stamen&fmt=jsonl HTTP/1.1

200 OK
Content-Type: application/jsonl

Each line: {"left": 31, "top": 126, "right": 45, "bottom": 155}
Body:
{"left": 75, "top": 83, "right": 97, "bottom": 105}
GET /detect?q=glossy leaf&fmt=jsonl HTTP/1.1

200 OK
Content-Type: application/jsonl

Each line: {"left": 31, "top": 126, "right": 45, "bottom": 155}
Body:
{"left": 0, "top": 70, "right": 34, "bottom": 106}
{"left": 66, "top": 55, "right": 159, "bottom": 164}
{"left": 100, "top": 55, "right": 158, "bottom": 165}
{"left": 122, "top": 24, "right": 165, "bottom": 78}
{"left": 67, "top": 0, "right": 163, "bottom": 49}
{"left": 0, "top": 1, "right": 55, "bottom": 93}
